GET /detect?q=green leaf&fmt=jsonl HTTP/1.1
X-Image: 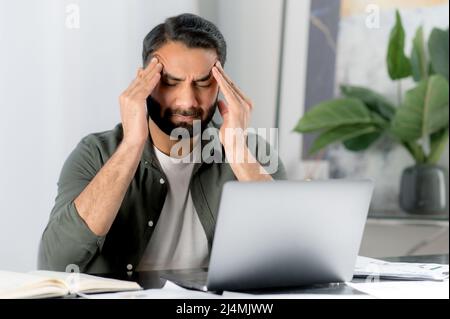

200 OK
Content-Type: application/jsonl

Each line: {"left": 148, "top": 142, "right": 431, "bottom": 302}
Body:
{"left": 293, "top": 98, "right": 373, "bottom": 133}
{"left": 340, "top": 85, "right": 396, "bottom": 120}
{"left": 427, "top": 128, "right": 449, "bottom": 164}
{"left": 370, "top": 112, "right": 390, "bottom": 129}
{"left": 309, "top": 125, "right": 379, "bottom": 155}
{"left": 429, "top": 62, "right": 435, "bottom": 76}
{"left": 402, "top": 140, "right": 426, "bottom": 163}
{"left": 387, "top": 10, "right": 412, "bottom": 80}
{"left": 411, "top": 26, "right": 428, "bottom": 82}
{"left": 391, "top": 75, "right": 449, "bottom": 141}
{"left": 428, "top": 28, "right": 449, "bottom": 80}
{"left": 343, "top": 131, "right": 382, "bottom": 151}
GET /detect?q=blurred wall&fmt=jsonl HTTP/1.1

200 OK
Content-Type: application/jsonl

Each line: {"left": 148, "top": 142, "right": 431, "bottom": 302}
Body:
{"left": 200, "top": 0, "right": 284, "bottom": 130}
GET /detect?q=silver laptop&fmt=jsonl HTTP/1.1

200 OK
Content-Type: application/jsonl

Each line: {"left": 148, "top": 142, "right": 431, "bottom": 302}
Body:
{"left": 161, "top": 179, "right": 374, "bottom": 292}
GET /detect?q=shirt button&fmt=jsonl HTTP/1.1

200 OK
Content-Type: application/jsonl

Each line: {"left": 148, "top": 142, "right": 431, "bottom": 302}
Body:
{"left": 126, "top": 264, "right": 133, "bottom": 271}
{"left": 159, "top": 178, "right": 165, "bottom": 184}
{"left": 148, "top": 220, "right": 154, "bottom": 227}
{"left": 144, "top": 160, "right": 149, "bottom": 166}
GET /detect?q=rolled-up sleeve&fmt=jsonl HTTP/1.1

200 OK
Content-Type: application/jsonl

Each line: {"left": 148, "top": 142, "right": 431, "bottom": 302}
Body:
{"left": 38, "top": 137, "right": 106, "bottom": 272}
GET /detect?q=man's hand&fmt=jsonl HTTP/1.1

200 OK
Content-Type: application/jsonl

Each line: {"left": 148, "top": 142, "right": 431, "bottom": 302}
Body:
{"left": 74, "top": 58, "right": 162, "bottom": 236}
{"left": 212, "top": 61, "right": 272, "bottom": 181}
{"left": 119, "top": 57, "right": 162, "bottom": 146}
{"left": 212, "top": 61, "right": 253, "bottom": 152}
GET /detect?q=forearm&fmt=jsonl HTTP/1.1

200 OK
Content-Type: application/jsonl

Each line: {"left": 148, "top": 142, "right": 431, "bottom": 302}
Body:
{"left": 74, "top": 140, "right": 145, "bottom": 236}
{"left": 226, "top": 146, "right": 274, "bottom": 182}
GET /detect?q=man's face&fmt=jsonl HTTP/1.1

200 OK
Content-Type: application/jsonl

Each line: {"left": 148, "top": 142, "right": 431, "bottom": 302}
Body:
{"left": 147, "top": 41, "right": 219, "bottom": 137}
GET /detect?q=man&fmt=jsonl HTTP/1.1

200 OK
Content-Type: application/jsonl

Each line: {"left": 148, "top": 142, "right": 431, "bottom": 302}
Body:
{"left": 38, "top": 13, "right": 286, "bottom": 274}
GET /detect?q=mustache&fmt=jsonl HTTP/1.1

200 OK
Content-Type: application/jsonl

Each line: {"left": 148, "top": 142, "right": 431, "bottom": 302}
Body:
{"left": 146, "top": 96, "right": 204, "bottom": 118}
{"left": 168, "top": 108, "right": 203, "bottom": 118}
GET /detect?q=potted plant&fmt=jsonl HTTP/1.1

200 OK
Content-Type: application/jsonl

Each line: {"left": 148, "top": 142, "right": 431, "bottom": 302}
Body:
{"left": 294, "top": 10, "right": 449, "bottom": 215}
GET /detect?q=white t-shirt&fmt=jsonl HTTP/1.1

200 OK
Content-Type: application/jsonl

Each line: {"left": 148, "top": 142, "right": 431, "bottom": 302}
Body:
{"left": 137, "top": 142, "right": 209, "bottom": 271}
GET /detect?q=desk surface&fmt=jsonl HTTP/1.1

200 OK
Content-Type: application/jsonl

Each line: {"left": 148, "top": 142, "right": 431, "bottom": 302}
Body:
{"left": 368, "top": 210, "right": 449, "bottom": 221}
{"left": 96, "top": 254, "right": 449, "bottom": 297}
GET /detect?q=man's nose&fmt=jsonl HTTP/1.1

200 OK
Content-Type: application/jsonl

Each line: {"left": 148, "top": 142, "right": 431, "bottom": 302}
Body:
{"left": 175, "top": 84, "right": 199, "bottom": 108}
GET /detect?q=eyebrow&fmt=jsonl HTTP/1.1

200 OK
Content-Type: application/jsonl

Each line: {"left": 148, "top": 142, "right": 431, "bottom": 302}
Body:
{"left": 162, "top": 70, "right": 213, "bottom": 83}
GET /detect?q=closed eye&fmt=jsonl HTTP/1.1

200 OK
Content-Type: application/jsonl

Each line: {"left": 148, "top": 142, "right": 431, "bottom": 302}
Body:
{"left": 195, "top": 82, "right": 212, "bottom": 88}
{"left": 162, "top": 80, "right": 211, "bottom": 88}
{"left": 161, "top": 70, "right": 213, "bottom": 88}
{"left": 161, "top": 80, "right": 177, "bottom": 87}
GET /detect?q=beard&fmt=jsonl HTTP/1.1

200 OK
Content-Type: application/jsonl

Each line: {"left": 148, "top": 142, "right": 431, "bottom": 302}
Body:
{"left": 146, "top": 94, "right": 218, "bottom": 137}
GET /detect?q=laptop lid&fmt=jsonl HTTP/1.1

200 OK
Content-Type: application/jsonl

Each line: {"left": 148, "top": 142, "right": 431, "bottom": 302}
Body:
{"left": 206, "top": 179, "right": 374, "bottom": 291}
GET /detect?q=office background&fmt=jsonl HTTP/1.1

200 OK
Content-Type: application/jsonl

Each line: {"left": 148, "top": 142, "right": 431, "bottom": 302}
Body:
{"left": 0, "top": 0, "right": 448, "bottom": 272}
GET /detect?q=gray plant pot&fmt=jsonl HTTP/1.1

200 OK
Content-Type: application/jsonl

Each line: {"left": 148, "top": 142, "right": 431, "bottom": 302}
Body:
{"left": 399, "top": 164, "right": 448, "bottom": 214}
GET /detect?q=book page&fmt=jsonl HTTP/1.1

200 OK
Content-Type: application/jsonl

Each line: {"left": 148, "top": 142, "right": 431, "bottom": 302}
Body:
{"left": 0, "top": 271, "right": 68, "bottom": 299}
{"left": 30, "top": 271, "right": 142, "bottom": 295}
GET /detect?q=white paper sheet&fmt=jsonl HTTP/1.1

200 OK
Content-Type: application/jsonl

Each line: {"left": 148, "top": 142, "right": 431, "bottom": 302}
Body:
{"left": 82, "top": 280, "right": 221, "bottom": 299}
{"left": 221, "top": 290, "right": 374, "bottom": 299}
{"left": 84, "top": 280, "right": 373, "bottom": 299}
{"left": 347, "top": 280, "right": 449, "bottom": 299}
{"left": 354, "top": 256, "right": 449, "bottom": 281}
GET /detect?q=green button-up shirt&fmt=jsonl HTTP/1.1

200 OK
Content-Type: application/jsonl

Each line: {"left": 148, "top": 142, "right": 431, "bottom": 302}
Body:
{"left": 38, "top": 123, "right": 286, "bottom": 274}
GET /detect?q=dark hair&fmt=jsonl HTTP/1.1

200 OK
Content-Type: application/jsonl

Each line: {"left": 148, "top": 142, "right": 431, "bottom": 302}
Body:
{"left": 142, "top": 13, "right": 227, "bottom": 67}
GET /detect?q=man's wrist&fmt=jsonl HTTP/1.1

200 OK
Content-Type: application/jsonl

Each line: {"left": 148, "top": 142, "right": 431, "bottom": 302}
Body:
{"left": 121, "top": 137, "right": 147, "bottom": 151}
{"left": 225, "top": 145, "right": 273, "bottom": 181}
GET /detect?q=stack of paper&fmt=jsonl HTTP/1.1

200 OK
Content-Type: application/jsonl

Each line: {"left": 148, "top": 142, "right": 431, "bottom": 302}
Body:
{"left": 346, "top": 281, "right": 449, "bottom": 299}
{"left": 354, "top": 256, "right": 449, "bottom": 281}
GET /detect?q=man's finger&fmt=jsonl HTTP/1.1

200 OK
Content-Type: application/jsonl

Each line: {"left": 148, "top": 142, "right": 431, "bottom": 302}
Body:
{"left": 143, "top": 62, "right": 162, "bottom": 84}
{"left": 130, "top": 72, "right": 161, "bottom": 98}
{"left": 215, "top": 61, "right": 252, "bottom": 107}
{"left": 143, "top": 56, "right": 159, "bottom": 75}
{"left": 215, "top": 67, "right": 247, "bottom": 110}
{"left": 217, "top": 99, "right": 229, "bottom": 117}
{"left": 123, "top": 73, "right": 142, "bottom": 96}
{"left": 128, "top": 58, "right": 158, "bottom": 88}
{"left": 212, "top": 67, "right": 242, "bottom": 109}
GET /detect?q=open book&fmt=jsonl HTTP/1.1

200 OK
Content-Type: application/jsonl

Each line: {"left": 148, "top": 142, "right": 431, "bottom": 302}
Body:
{"left": 0, "top": 270, "right": 142, "bottom": 299}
